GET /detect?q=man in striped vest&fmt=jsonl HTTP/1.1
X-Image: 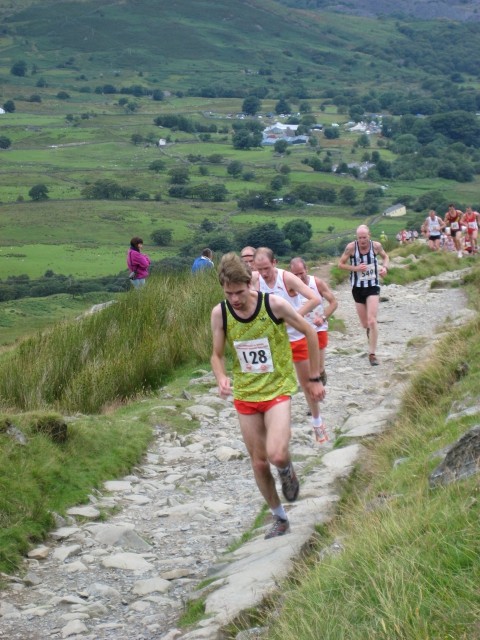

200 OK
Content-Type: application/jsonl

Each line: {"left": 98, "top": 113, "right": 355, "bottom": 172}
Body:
{"left": 338, "top": 225, "right": 389, "bottom": 366}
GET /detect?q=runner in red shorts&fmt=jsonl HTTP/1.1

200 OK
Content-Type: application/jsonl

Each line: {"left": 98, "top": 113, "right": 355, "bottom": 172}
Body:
{"left": 211, "top": 253, "right": 325, "bottom": 539}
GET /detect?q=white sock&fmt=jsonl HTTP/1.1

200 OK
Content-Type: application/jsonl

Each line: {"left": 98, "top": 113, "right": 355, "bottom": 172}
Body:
{"left": 272, "top": 505, "right": 288, "bottom": 520}
{"left": 312, "top": 416, "right": 323, "bottom": 428}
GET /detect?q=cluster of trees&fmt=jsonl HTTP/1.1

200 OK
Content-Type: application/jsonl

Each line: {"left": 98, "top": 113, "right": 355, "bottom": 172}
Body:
{"left": 0, "top": 272, "right": 128, "bottom": 302}
{"left": 377, "top": 110, "right": 480, "bottom": 182}
{"left": 178, "top": 218, "right": 314, "bottom": 261}
{"left": 81, "top": 180, "right": 149, "bottom": 200}
{"left": 168, "top": 183, "right": 228, "bottom": 202}
{"left": 153, "top": 114, "right": 217, "bottom": 134}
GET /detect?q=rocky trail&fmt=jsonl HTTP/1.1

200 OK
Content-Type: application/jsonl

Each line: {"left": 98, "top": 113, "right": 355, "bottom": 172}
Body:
{"left": 0, "top": 264, "right": 475, "bottom": 640}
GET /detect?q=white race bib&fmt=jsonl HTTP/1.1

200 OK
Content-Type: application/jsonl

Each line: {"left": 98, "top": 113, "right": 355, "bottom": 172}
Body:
{"left": 234, "top": 338, "right": 274, "bottom": 374}
{"left": 359, "top": 266, "right": 375, "bottom": 281}
{"left": 451, "top": 221, "right": 459, "bottom": 230}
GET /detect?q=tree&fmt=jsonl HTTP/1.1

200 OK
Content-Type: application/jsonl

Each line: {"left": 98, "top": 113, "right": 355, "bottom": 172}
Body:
{"left": 241, "top": 222, "right": 289, "bottom": 255}
{"left": 148, "top": 159, "right": 166, "bottom": 173}
{"left": 242, "top": 95, "right": 261, "bottom": 116}
{"left": 168, "top": 166, "right": 190, "bottom": 184}
{"left": 232, "top": 129, "right": 262, "bottom": 150}
{"left": 3, "top": 100, "right": 15, "bottom": 113}
{"left": 29, "top": 184, "right": 49, "bottom": 201}
{"left": 274, "top": 139, "right": 288, "bottom": 154}
{"left": 356, "top": 133, "right": 370, "bottom": 148}
{"left": 275, "top": 98, "right": 290, "bottom": 115}
{"left": 339, "top": 186, "right": 357, "bottom": 206}
{"left": 130, "top": 133, "right": 144, "bottom": 146}
{"left": 227, "top": 160, "right": 243, "bottom": 178}
{"left": 393, "top": 134, "right": 419, "bottom": 155}
{"left": 349, "top": 104, "right": 364, "bottom": 121}
{"left": 0, "top": 136, "right": 12, "bottom": 149}
{"left": 200, "top": 218, "right": 216, "bottom": 232}
{"left": 56, "top": 91, "right": 70, "bottom": 100}
{"left": 283, "top": 219, "right": 312, "bottom": 251}
{"left": 10, "top": 60, "right": 27, "bottom": 77}
{"left": 323, "top": 127, "right": 339, "bottom": 139}
{"left": 151, "top": 228, "right": 173, "bottom": 246}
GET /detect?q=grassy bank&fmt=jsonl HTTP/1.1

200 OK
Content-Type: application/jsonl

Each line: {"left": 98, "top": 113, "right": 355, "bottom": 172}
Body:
{"left": 0, "top": 270, "right": 220, "bottom": 413}
{"left": 258, "top": 262, "right": 480, "bottom": 640}
{"left": 0, "top": 407, "right": 153, "bottom": 574}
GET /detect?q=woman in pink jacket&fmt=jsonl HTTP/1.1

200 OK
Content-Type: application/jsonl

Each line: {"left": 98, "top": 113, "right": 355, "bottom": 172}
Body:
{"left": 127, "top": 236, "right": 151, "bottom": 288}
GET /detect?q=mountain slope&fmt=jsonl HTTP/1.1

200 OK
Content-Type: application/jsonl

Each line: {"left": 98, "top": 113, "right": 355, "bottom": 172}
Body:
{"left": 279, "top": 0, "right": 480, "bottom": 21}
{"left": 1, "top": 0, "right": 479, "bottom": 97}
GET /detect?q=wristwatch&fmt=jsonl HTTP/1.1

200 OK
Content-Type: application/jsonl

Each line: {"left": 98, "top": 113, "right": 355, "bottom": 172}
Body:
{"left": 309, "top": 376, "right": 322, "bottom": 382}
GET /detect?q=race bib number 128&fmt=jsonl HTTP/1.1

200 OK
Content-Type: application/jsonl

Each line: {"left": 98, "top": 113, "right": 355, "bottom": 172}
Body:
{"left": 234, "top": 338, "right": 274, "bottom": 373}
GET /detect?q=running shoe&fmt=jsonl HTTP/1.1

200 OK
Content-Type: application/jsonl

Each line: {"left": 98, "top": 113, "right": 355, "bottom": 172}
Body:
{"left": 279, "top": 464, "right": 299, "bottom": 502}
{"left": 313, "top": 423, "right": 329, "bottom": 444}
{"left": 264, "top": 516, "right": 290, "bottom": 539}
{"left": 369, "top": 353, "right": 379, "bottom": 366}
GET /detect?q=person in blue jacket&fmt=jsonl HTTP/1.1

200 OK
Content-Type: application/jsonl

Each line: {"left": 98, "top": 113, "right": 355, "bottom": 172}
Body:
{"left": 191, "top": 248, "right": 214, "bottom": 273}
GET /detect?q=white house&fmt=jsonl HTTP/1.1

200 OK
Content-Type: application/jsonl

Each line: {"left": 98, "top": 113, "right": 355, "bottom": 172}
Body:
{"left": 384, "top": 204, "right": 407, "bottom": 217}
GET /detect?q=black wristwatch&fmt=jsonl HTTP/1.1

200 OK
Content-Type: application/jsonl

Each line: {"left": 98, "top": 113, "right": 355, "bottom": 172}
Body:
{"left": 309, "top": 376, "right": 322, "bottom": 382}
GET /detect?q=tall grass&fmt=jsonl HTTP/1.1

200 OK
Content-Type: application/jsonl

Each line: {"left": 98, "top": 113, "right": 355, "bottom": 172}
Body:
{"left": 0, "top": 270, "right": 221, "bottom": 413}
{"left": 262, "top": 263, "right": 480, "bottom": 640}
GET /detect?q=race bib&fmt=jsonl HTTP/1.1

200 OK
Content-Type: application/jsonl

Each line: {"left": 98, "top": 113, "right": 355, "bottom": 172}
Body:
{"left": 359, "top": 266, "right": 375, "bottom": 281}
{"left": 234, "top": 338, "right": 274, "bottom": 374}
{"left": 451, "top": 221, "right": 459, "bottom": 230}
{"left": 468, "top": 222, "right": 477, "bottom": 230}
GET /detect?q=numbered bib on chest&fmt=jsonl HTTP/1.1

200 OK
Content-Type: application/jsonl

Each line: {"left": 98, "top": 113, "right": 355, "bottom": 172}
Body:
{"left": 451, "top": 221, "right": 459, "bottom": 230}
{"left": 234, "top": 338, "right": 274, "bottom": 373}
{"left": 359, "top": 265, "right": 375, "bottom": 281}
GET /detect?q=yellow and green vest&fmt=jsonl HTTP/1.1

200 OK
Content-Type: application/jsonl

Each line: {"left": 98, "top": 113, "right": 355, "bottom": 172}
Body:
{"left": 222, "top": 292, "right": 297, "bottom": 401}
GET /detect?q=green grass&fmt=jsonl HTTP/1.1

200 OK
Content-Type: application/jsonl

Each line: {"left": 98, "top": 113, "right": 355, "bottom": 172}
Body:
{"left": 0, "top": 291, "right": 115, "bottom": 347}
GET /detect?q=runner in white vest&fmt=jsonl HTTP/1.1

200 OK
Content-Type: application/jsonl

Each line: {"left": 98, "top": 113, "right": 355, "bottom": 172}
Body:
{"left": 253, "top": 247, "right": 328, "bottom": 443}
{"left": 421, "top": 210, "right": 445, "bottom": 251}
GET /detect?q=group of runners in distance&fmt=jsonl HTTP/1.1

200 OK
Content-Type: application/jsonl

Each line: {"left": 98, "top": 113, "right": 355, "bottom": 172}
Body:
{"left": 421, "top": 204, "right": 480, "bottom": 256}
{"left": 210, "top": 225, "right": 388, "bottom": 539}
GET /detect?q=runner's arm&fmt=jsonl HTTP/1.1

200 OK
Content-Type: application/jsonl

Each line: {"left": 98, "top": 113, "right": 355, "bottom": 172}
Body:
{"left": 284, "top": 271, "right": 320, "bottom": 317}
{"left": 338, "top": 242, "right": 359, "bottom": 272}
{"left": 314, "top": 277, "right": 338, "bottom": 320}
{"left": 268, "top": 296, "right": 325, "bottom": 402}
{"left": 210, "top": 304, "right": 232, "bottom": 399}
{"left": 372, "top": 241, "right": 389, "bottom": 276}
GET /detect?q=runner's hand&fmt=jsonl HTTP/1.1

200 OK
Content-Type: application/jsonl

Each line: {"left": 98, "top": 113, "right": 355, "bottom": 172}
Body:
{"left": 307, "top": 381, "right": 325, "bottom": 402}
{"left": 218, "top": 376, "right": 232, "bottom": 399}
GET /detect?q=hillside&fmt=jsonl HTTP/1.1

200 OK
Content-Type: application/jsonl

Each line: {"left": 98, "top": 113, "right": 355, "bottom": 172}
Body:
{"left": 280, "top": 0, "right": 480, "bottom": 21}
{"left": 2, "top": 0, "right": 480, "bottom": 94}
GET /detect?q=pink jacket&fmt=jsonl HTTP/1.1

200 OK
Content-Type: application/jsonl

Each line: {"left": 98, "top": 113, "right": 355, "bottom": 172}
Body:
{"left": 127, "top": 249, "right": 150, "bottom": 279}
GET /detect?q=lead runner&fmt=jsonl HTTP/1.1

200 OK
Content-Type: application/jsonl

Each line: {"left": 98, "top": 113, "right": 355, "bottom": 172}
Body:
{"left": 210, "top": 252, "right": 325, "bottom": 539}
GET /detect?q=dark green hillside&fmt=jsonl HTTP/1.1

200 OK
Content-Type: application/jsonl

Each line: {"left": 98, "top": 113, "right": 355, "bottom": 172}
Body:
{"left": 280, "top": 0, "right": 480, "bottom": 21}
{"left": 2, "top": 0, "right": 480, "bottom": 96}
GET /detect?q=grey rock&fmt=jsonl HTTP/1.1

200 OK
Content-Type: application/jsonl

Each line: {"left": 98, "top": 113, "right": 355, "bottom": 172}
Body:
{"left": 429, "top": 425, "right": 480, "bottom": 487}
